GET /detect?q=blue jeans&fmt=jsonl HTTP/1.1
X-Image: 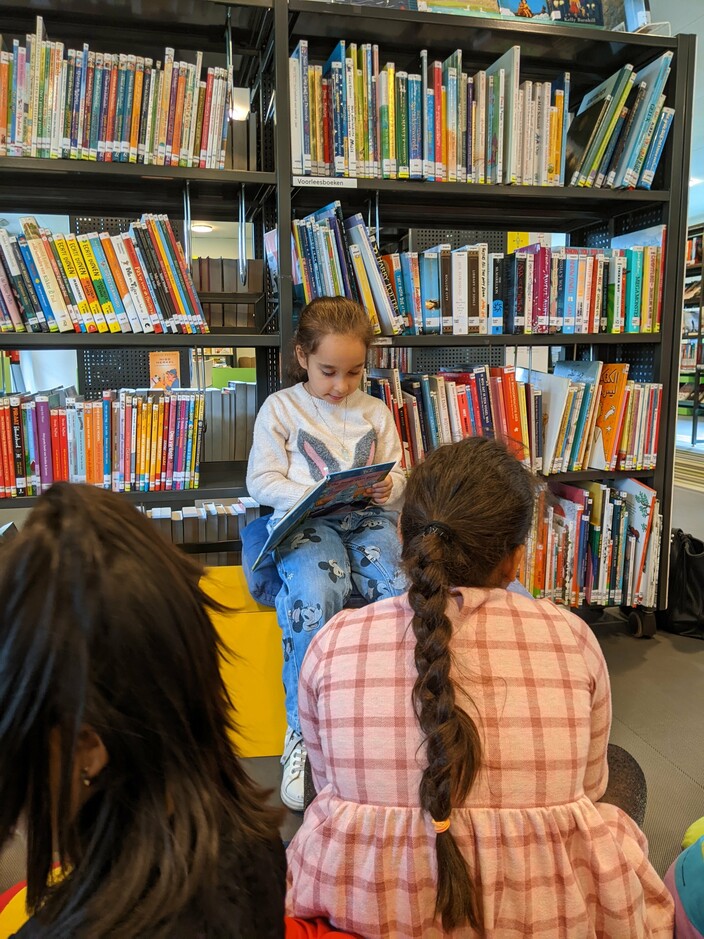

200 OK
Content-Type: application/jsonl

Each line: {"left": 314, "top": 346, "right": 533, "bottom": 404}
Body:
{"left": 271, "top": 506, "right": 406, "bottom": 736}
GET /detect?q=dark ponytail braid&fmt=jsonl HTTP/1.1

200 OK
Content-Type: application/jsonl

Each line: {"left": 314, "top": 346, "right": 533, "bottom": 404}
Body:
{"left": 401, "top": 436, "right": 536, "bottom": 933}
{"left": 406, "top": 529, "right": 482, "bottom": 931}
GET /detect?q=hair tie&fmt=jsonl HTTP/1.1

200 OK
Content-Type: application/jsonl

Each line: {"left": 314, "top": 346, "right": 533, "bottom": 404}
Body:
{"left": 423, "top": 521, "right": 453, "bottom": 541}
{"left": 432, "top": 817, "right": 451, "bottom": 834}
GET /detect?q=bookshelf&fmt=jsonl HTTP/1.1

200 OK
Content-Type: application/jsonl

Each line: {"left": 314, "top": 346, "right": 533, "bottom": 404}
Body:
{"left": 680, "top": 224, "right": 704, "bottom": 444}
{"left": 275, "top": 2, "right": 695, "bottom": 632}
{"left": 0, "top": 1, "right": 696, "bottom": 621}
{"left": 0, "top": 0, "right": 281, "bottom": 515}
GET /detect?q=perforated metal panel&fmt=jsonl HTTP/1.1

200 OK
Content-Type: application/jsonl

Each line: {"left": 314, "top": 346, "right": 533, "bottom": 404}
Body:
{"left": 575, "top": 222, "right": 610, "bottom": 250}
{"left": 575, "top": 343, "right": 657, "bottom": 383}
{"left": 412, "top": 345, "right": 505, "bottom": 371}
{"left": 614, "top": 206, "right": 666, "bottom": 237}
{"left": 407, "top": 229, "right": 506, "bottom": 253}
{"left": 71, "top": 216, "right": 184, "bottom": 242}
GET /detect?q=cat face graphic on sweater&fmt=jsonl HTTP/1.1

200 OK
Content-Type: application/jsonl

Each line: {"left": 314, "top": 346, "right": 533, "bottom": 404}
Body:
{"left": 298, "top": 429, "right": 377, "bottom": 480}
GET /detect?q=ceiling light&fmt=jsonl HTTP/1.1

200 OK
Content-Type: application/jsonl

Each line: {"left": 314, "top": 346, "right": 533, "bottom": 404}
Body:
{"left": 191, "top": 223, "right": 213, "bottom": 233}
{"left": 690, "top": 178, "right": 704, "bottom": 187}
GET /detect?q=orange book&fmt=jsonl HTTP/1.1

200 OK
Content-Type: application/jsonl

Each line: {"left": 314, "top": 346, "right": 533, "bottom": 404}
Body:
{"left": 93, "top": 399, "right": 103, "bottom": 487}
{"left": 170, "top": 63, "right": 187, "bottom": 168}
{"left": 490, "top": 365, "right": 525, "bottom": 461}
{"left": 128, "top": 57, "right": 145, "bottom": 163}
{"left": 155, "top": 396, "right": 165, "bottom": 490}
{"left": 588, "top": 363, "right": 630, "bottom": 470}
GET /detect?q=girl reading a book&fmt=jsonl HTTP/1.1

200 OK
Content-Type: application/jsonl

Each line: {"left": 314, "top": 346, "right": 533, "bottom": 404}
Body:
{"left": 286, "top": 436, "right": 674, "bottom": 938}
{"left": 246, "top": 297, "right": 406, "bottom": 812}
{"left": 0, "top": 484, "right": 286, "bottom": 938}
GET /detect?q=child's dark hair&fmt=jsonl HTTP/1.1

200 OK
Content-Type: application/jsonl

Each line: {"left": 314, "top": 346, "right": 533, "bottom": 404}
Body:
{"left": 0, "top": 483, "right": 281, "bottom": 938}
{"left": 399, "top": 437, "right": 535, "bottom": 932}
{"left": 289, "top": 296, "right": 375, "bottom": 382}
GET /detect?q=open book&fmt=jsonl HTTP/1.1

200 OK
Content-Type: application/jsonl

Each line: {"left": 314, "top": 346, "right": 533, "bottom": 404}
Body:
{"left": 252, "top": 461, "right": 395, "bottom": 571}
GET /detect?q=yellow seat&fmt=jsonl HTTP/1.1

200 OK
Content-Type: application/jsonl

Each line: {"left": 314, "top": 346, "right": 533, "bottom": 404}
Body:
{"left": 201, "top": 566, "right": 286, "bottom": 759}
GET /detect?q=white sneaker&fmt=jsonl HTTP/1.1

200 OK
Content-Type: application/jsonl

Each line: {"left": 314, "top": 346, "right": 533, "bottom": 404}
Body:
{"left": 280, "top": 728, "right": 306, "bottom": 812}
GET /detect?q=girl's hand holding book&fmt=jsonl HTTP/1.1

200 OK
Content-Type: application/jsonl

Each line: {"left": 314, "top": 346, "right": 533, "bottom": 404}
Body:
{"left": 368, "top": 476, "right": 393, "bottom": 505}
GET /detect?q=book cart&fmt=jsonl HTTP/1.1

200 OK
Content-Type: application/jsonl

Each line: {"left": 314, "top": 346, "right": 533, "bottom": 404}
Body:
{"left": 0, "top": 0, "right": 283, "bottom": 558}
{"left": 0, "top": 1, "right": 696, "bottom": 634}
{"left": 680, "top": 223, "right": 704, "bottom": 446}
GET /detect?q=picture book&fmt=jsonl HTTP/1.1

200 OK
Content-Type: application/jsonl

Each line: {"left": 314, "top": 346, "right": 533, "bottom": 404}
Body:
{"left": 149, "top": 351, "right": 181, "bottom": 390}
{"left": 500, "top": 0, "right": 552, "bottom": 17}
{"left": 588, "top": 362, "right": 630, "bottom": 469}
{"left": 251, "top": 461, "right": 395, "bottom": 571}
{"left": 556, "top": 0, "right": 604, "bottom": 25}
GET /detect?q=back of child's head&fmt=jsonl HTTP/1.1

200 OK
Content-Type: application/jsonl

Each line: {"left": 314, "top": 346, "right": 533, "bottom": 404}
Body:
{"left": 0, "top": 483, "right": 279, "bottom": 937}
{"left": 399, "top": 437, "right": 535, "bottom": 932}
{"left": 289, "top": 296, "right": 374, "bottom": 382}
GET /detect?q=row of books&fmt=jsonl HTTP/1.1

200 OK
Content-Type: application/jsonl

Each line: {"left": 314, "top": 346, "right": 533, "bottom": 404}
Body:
{"left": 290, "top": 38, "right": 673, "bottom": 190}
{"left": 0, "top": 386, "right": 207, "bottom": 499}
{"left": 686, "top": 234, "right": 703, "bottom": 267}
{"left": 366, "top": 360, "right": 662, "bottom": 477}
{"left": 0, "top": 214, "right": 208, "bottom": 334}
{"left": 520, "top": 478, "right": 661, "bottom": 609}
{"left": 290, "top": 41, "right": 569, "bottom": 185}
{"left": 0, "top": 16, "right": 232, "bottom": 169}
{"left": 279, "top": 201, "right": 665, "bottom": 336}
{"left": 202, "top": 384, "right": 256, "bottom": 463}
{"left": 141, "top": 497, "right": 260, "bottom": 546}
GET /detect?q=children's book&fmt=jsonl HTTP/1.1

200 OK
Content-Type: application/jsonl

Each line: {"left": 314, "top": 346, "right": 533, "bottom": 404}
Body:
{"left": 251, "top": 461, "right": 395, "bottom": 571}
{"left": 149, "top": 351, "right": 181, "bottom": 390}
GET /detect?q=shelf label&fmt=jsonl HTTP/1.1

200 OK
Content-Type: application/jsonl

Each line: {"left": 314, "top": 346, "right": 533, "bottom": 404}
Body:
{"left": 292, "top": 175, "right": 358, "bottom": 189}
{"left": 372, "top": 337, "right": 392, "bottom": 346}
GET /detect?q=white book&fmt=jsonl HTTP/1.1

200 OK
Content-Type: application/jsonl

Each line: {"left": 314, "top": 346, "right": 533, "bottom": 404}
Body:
{"left": 451, "top": 249, "right": 468, "bottom": 335}
{"left": 429, "top": 376, "right": 452, "bottom": 444}
{"left": 539, "top": 81, "right": 551, "bottom": 185}
{"left": 487, "top": 46, "right": 519, "bottom": 184}
{"left": 474, "top": 70, "right": 486, "bottom": 185}
{"left": 445, "top": 381, "right": 464, "bottom": 443}
{"left": 111, "top": 235, "right": 152, "bottom": 332}
{"left": 289, "top": 56, "right": 303, "bottom": 175}
{"left": 516, "top": 368, "right": 572, "bottom": 477}
{"left": 532, "top": 82, "right": 543, "bottom": 185}
{"left": 345, "top": 56, "right": 357, "bottom": 177}
{"left": 520, "top": 79, "right": 534, "bottom": 185}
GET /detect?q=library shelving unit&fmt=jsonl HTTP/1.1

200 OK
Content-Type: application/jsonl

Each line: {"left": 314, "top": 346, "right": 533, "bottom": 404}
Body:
{"left": 273, "top": 1, "right": 695, "bottom": 636}
{"left": 679, "top": 224, "right": 704, "bottom": 445}
{"left": 1, "top": 0, "right": 282, "bottom": 516}
{"left": 0, "top": 1, "right": 696, "bottom": 630}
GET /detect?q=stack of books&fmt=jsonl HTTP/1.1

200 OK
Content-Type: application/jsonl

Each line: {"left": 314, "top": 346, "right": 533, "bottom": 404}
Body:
{"left": 521, "top": 477, "right": 662, "bottom": 609}
{"left": 269, "top": 202, "right": 665, "bottom": 336}
{"left": 0, "top": 385, "right": 207, "bottom": 498}
{"left": 289, "top": 38, "right": 673, "bottom": 189}
{"left": 0, "top": 16, "right": 232, "bottom": 169}
{"left": 0, "top": 214, "right": 208, "bottom": 334}
{"left": 203, "top": 384, "right": 256, "bottom": 463}
{"left": 366, "top": 361, "right": 662, "bottom": 476}
{"left": 141, "top": 497, "right": 260, "bottom": 544}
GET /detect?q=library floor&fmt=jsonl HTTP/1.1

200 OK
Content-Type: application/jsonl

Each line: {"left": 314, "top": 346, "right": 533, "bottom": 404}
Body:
{"left": 243, "top": 483, "right": 704, "bottom": 877}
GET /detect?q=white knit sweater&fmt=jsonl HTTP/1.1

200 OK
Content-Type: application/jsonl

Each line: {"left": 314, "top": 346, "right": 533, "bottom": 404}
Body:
{"left": 246, "top": 383, "right": 406, "bottom": 518}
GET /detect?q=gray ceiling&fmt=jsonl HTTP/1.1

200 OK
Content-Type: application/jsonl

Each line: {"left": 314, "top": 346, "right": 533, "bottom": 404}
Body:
{"left": 649, "top": 0, "right": 703, "bottom": 224}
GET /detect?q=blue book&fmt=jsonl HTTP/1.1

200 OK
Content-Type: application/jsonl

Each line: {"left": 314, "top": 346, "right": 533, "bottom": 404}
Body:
{"left": 303, "top": 218, "right": 325, "bottom": 297}
{"left": 420, "top": 49, "right": 434, "bottom": 180}
{"left": 102, "top": 396, "right": 111, "bottom": 488}
{"left": 252, "top": 461, "right": 396, "bottom": 571}
{"left": 614, "top": 51, "right": 673, "bottom": 189}
{"left": 408, "top": 73, "right": 423, "bottom": 180}
{"left": 624, "top": 246, "right": 643, "bottom": 332}
{"left": 17, "top": 236, "right": 57, "bottom": 331}
{"left": 419, "top": 250, "right": 441, "bottom": 334}
{"left": 292, "top": 40, "right": 311, "bottom": 175}
{"left": 89, "top": 56, "right": 104, "bottom": 160}
{"left": 562, "top": 254, "right": 579, "bottom": 334}
{"left": 554, "top": 360, "right": 602, "bottom": 471}
{"left": 400, "top": 252, "right": 420, "bottom": 335}
{"left": 638, "top": 106, "right": 674, "bottom": 190}
{"left": 77, "top": 43, "right": 90, "bottom": 158}
{"left": 87, "top": 233, "right": 128, "bottom": 326}
{"left": 120, "top": 58, "right": 135, "bottom": 163}
{"left": 70, "top": 48, "right": 84, "bottom": 157}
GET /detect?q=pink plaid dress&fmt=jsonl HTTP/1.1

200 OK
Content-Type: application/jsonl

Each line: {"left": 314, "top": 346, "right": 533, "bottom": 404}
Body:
{"left": 286, "top": 588, "right": 674, "bottom": 938}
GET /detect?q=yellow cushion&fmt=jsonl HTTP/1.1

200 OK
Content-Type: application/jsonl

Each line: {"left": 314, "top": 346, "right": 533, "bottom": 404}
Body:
{"left": 0, "top": 888, "right": 27, "bottom": 937}
{"left": 201, "top": 566, "right": 286, "bottom": 759}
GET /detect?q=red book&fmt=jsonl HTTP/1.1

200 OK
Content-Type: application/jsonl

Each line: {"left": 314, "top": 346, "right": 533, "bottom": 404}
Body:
{"left": 322, "top": 78, "right": 332, "bottom": 175}
{"left": 59, "top": 409, "right": 69, "bottom": 481}
{"left": 199, "top": 67, "right": 215, "bottom": 169}
{"left": 122, "top": 235, "right": 163, "bottom": 333}
{"left": 164, "top": 62, "right": 180, "bottom": 165}
{"left": 105, "top": 55, "right": 120, "bottom": 162}
{"left": 0, "top": 400, "right": 12, "bottom": 497}
{"left": 465, "top": 374, "right": 483, "bottom": 436}
{"left": 160, "top": 396, "right": 171, "bottom": 489}
{"left": 50, "top": 408, "right": 62, "bottom": 483}
{"left": 432, "top": 61, "right": 443, "bottom": 180}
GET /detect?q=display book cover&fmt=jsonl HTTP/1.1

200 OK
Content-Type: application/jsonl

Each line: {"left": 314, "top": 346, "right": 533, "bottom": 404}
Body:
{"left": 251, "top": 461, "right": 395, "bottom": 571}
